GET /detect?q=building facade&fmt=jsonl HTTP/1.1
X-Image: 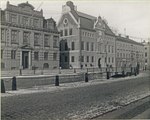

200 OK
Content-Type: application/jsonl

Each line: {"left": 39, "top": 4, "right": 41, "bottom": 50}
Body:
{"left": 57, "top": 1, "right": 116, "bottom": 69}
{"left": 1, "top": 1, "right": 59, "bottom": 70}
{"left": 116, "top": 35, "right": 145, "bottom": 72}
{"left": 143, "top": 41, "right": 150, "bottom": 70}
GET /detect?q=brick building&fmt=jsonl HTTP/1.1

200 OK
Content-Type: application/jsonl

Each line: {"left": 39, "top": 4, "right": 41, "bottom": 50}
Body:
{"left": 1, "top": 1, "right": 59, "bottom": 70}
{"left": 57, "top": 1, "right": 116, "bottom": 69}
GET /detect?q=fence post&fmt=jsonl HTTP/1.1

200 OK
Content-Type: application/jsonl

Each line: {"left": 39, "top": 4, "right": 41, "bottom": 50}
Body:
{"left": 107, "top": 72, "right": 110, "bottom": 79}
{"left": 12, "top": 76, "right": 17, "bottom": 90}
{"left": 1, "top": 79, "right": 5, "bottom": 93}
{"left": 85, "top": 73, "right": 88, "bottom": 82}
{"left": 55, "top": 75, "right": 59, "bottom": 86}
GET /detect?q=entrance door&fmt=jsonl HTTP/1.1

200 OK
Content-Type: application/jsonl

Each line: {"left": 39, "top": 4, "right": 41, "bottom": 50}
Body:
{"left": 98, "top": 58, "right": 101, "bottom": 68}
{"left": 22, "top": 51, "right": 29, "bottom": 69}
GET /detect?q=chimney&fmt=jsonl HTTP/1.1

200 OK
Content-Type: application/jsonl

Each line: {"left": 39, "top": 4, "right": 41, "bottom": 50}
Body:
{"left": 126, "top": 35, "right": 129, "bottom": 39}
{"left": 66, "top": 1, "right": 75, "bottom": 10}
{"left": 119, "top": 34, "right": 121, "bottom": 37}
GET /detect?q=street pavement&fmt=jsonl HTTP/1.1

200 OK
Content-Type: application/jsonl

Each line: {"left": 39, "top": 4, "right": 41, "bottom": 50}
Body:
{"left": 1, "top": 72, "right": 150, "bottom": 120}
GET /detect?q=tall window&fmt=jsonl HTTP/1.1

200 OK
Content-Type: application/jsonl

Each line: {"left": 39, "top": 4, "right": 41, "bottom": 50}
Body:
{"left": 34, "top": 52, "right": 39, "bottom": 60}
{"left": 11, "top": 30, "right": 18, "bottom": 44}
{"left": 34, "top": 33, "right": 40, "bottom": 46}
{"left": 71, "top": 56, "right": 74, "bottom": 62}
{"left": 81, "top": 41, "right": 84, "bottom": 50}
{"left": 145, "top": 52, "right": 147, "bottom": 57}
{"left": 108, "top": 45, "right": 110, "bottom": 53}
{"left": 108, "top": 57, "right": 110, "bottom": 63}
{"left": 33, "top": 19, "right": 39, "bottom": 27}
{"left": 10, "top": 14, "right": 17, "bottom": 23}
{"left": 65, "top": 56, "right": 68, "bottom": 62}
{"left": 22, "top": 16, "right": 28, "bottom": 25}
{"left": 91, "top": 42, "right": 94, "bottom": 51}
{"left": 23, "top": 32, "right": 30, "bottom": 44}
{"left": 44, "top": 35, "right": 49, "bottom": 47}
{"left": 112, "top": 57, "right": 114, "bottom": 63}
{"left": 65, "top": 42, "right": 68, "bottom": 50}
{"left": 69, "top": 28, "right": 72, "bottom": 35}
{"left": 1, "top": 49, "right": 3, "bottom": 59}
{"left": 11, "top": 50, "right": 16, "bottom": 59}
{"left": 64, "top": 29, "right": 68, "bottom": 36}
{"left": 53, "top": 36, "right": 58, "bottom": 48}
{"left": 91, "top": 56, "right": 94, "bottom": 62}
{"left": 86, "top": 42, "right": 89, "bottom": 51}
{"left": 1, "top": 29, "right": 5, "bottom": 42}
{"left": 60, "top": 30, "right": 63, "bottom": 37}
{"left": 87, "top": 56, "right": 89, "bottom": 62}
{"left": 81, "top": 56, "right": 84, "bottom": 62}
{"left": 112, "top": 46, "right": 114, "bottom": 53}
{"left": 53, "top": 53, "right": 57, "bottom": 60}
{"left": 71, "top": 42, "right": 75, "bottom": 50}
{"left": 44, "top": 52, "right": 48, "bottom": 60}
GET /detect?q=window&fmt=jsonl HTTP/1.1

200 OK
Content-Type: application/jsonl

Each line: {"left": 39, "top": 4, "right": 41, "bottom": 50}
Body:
{"left": 108, "top": 57, "right": 110, "bottom": 63}
{"left": 71, "top": 56, "right": 74, "bottom": 62}
{"left": 65, "top": 56, "right": 68, "bottom": 62}
{"left": 1, "top": 29, "right": 5, "bottom": 42}
{"left": 22, "top": 16, "right": 28, "bottom": 25}
{"left": 71, "top": 42, "right": 75, "bottom": 50}
{"left": 91, "top": 42, "right": 94, "bottom": 51}
{"left": 108, "top": 45, "right": 110, "bottom": 53}
{"left": 11, "top": 30, "right": 18, "bottom": 44}
{"left": 44, "top": 52, "right": 48, "bottom": 60}
{"left": 145, "top": 59, "right": 147, "bottom": 63}
{"left": 53, "top": 36, "right": 58, "bottom": 48}
{"left": 34, "top": 33, "right": 40, "bottom": 46}
{"left": 10, "top": 14, "right": 17, "bottom": 23}
{"left": 53, "top": 53, "right": 57, "bottom": 60}
{"left": 1, "top": 49, "right": 3, "bottom": 59}
{"left": 145, "top": 52, "right": 147, "bottom": 57}
{"left": 86, "top": 42, "right": 89, "bottom": 51}
{"left": 105, "top": 57, "right": 107, "bottom": 63}
{"left": 145, "top": 47, "right": 147, "bottom": 50}
{"left": 87, "top": 56, "right": 89, "bottom": 62}
{"left": 33, "top": 19, "right": 39, "bottom": 27}
{"left": 91, "top": 56, "right": 94, "bottom": 62}
{"left": 81, "top": 41, "right": 84, "bottom": 50}
{"left": 69, "top": 28, "right": 72, "bottom": 35}
{"left": 44, "top": 35, "right": 49, "bottom": 47}
{"left": 81, "top": 56, "right": 84, "bottom": 62}
{"left": 11, "top": 50, "right": 16, "bottom": 59}
{"left": 23, "top": 32, "right": 30, "bottom": 44}
{"left": 112, "top": 57, "right": 114, "bottom": 63}
{"left": 65, "top": 42, "right": 68, "bottom": 50}
{"left": 60, "top": 30, "right": 63, "bottom": 37}
{"left": 64, "top": 29, "right": 68, "bottom": 36}
{"left": 112, "top": 46, "right": 114, "bottom": 53}
{"left": 34, "top": 52, "right": 39, "bottom": 60}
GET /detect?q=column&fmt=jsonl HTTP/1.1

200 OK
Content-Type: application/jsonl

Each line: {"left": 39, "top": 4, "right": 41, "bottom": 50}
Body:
{"left": 20, "top": 50, "right": 22, "bottom": 68}
{"left": 28, "top": 51, "right": 32, "bottom": 69}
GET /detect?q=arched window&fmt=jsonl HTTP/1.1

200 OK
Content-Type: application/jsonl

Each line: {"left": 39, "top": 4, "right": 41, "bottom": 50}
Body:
{"left": 43, "top": 63, "right": 49, "bottom": 69}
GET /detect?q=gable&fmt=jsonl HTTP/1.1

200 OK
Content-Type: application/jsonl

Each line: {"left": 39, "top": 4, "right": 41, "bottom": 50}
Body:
{"left": 57, "top": 12, "right": 78, "bottom": 28}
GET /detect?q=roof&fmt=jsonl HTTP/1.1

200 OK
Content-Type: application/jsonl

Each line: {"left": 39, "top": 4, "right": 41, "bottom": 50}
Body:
{"left": 70, "top": 9, "right": 115, "bottom": 34}
{"left": 116, "top": 36, "right": 144, "bottom": 46}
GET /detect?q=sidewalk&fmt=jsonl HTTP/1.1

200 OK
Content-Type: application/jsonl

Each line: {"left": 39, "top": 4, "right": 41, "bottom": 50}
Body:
{"left": 1, "top": 72, "right": 149, "bottom": 97}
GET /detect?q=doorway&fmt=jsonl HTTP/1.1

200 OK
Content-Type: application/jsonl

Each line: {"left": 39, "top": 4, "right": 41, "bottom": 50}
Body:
{"left": 22, "top": 51, "right": 29, "bottom": 69}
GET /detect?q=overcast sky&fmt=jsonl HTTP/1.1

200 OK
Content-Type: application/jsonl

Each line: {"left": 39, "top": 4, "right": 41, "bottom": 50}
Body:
{"left": 1, "top": 0, "right": 150, "bottom": 42}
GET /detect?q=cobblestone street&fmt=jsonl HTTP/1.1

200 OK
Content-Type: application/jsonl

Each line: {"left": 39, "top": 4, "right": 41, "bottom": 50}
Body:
{"left": 1, "top": 72, "right": 150, "bottom": 120}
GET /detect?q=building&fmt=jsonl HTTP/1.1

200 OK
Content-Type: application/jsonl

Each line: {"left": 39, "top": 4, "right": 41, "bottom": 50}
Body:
{"left": 1, "top": 1, "right": 59, "bottom": 70}
{"left": 143, "top": 41, "right": 150, "bottom": 70}
{"left": 57, "top": 1, "right": 116, "bottom": 69}
{"left": 116, "top": 34, "right": 145, "bottom": 72}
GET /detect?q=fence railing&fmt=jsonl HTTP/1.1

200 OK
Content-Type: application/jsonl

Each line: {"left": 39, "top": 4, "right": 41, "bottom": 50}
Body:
{"left": 1, "top": 67, "right": 141, "bottom": 77}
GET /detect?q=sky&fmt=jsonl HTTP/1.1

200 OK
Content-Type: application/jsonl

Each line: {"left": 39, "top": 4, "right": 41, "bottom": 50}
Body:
{"left": 1, "top": 0, "right": 150, "bottom": 42}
